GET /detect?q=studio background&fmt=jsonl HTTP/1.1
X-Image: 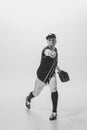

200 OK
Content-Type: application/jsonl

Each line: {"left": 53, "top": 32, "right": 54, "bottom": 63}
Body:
{"left": 0, "top": 0, "right": 87, "bottom": 72}
{"left": 0, "top": 0, "right": 87, "bottom": 130}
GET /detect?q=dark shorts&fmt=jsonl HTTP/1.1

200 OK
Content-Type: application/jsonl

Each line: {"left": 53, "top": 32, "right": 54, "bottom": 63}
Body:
{"left": 37, "top": 69, "right": 55, "bottom": 84}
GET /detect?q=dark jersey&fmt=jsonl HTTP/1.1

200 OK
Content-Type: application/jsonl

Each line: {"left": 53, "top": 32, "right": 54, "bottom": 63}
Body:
{"left": 37, "top": 46, "right": 58, "bottom": 83}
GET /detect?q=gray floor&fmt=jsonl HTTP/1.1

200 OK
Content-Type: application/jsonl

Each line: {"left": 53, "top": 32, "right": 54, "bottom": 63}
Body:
{"left": 0, "top": 69, "right": 87, "bottom": 130}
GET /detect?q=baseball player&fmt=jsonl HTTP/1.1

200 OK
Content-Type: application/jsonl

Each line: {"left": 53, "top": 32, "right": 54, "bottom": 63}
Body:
{"left": 25, "top": 33, "right": 61, "bottom": 120}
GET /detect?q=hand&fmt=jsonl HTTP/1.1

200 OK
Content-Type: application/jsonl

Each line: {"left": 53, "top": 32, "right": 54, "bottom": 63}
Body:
{"left": 50, "top": 51, "right": 56, "bottom": 58}
{"left": 44, "top": 49, "right": 56, "bottom": 58}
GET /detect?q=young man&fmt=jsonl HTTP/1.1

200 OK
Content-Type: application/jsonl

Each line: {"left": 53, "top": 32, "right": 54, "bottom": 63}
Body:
{"left": 25, "top": 33, "right": 61, "bottom": 120}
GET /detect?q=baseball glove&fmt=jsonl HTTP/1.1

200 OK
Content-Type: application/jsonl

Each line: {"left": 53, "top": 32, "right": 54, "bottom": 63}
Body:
{"left": 57, "top": 70, "right": 70, "bottom": 82}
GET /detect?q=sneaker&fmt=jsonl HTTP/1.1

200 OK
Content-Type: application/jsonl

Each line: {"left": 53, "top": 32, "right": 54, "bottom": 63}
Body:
{"left": 49, "top": 113, "right": 57, "bottom": 121}
{"left": 25, "top": 96, "right": 31, "bottom": 109}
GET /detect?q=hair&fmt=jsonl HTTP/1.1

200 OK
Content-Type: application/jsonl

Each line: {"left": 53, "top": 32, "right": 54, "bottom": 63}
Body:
{"left": 46, "top": 33, "right": 56, "bottom": 40}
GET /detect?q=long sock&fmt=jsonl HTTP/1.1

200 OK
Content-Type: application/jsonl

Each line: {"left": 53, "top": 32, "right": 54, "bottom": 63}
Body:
{"left": 27, "top": 91, "right": 35, "bottom": 102}
{"left": 51, "top": 91, "right": 58, "bottom": 113}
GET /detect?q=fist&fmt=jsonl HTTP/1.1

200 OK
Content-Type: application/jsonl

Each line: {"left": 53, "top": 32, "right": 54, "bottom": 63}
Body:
{"left": 50, "top": 51, "right": 56, "bottom": 58}
{"left": 44, "top": 49, "right": 56, "bottom": 58}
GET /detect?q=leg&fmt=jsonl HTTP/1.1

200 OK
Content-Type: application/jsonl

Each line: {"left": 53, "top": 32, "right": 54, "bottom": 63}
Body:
{"left": 33, "top": 77, "right": 45, "bottom": 96}
{"left": 26, "top": 77, "right": 45, "bottom": 109}
{"left": 49, "top": 74, "right": 58, "bottom": 120}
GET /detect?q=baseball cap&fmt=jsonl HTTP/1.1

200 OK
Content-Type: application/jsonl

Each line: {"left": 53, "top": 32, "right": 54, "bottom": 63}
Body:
{"left": 46, "top": 33, "right": 56, "bottom": 40}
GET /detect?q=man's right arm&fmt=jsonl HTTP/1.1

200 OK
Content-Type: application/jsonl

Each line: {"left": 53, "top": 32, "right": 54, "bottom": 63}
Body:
{"left": 44, "top": 49, "right": 56, "bottom": 58}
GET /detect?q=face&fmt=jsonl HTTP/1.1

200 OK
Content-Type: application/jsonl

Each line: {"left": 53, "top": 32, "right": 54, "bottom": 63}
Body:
{"left": 47, "top": 38, "right": 57, "bottom": 48}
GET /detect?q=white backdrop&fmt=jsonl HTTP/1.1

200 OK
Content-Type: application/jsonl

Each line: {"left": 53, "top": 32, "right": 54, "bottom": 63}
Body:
{"left": 0, "top": 0, "right": 87, "bottom": 75}
{"left": 0, "top": 1, "right": 87, "bottom": 130}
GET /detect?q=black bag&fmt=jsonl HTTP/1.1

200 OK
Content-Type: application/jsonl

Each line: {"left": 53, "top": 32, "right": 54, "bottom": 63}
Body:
{"left": 58, "top": 70, "right": 70, "bottom": 82}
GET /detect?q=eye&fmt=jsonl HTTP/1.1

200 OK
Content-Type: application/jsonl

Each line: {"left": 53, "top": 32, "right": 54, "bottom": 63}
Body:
{"left": 49, "top": 39, "right": 52, "bottom": 41}
{"left": 52, "top": 39, "right": 55, "bottom": 41}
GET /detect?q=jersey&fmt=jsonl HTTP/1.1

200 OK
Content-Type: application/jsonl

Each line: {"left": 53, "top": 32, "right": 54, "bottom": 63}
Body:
{"left": 37, "top": 46, "right": 58, "bottom": 84}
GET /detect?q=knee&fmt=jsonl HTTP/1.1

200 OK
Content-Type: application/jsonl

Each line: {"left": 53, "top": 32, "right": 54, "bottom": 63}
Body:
{"left": 50, "top": 86, "right": 57, "bottom": 93}
{"left": 33, "top": 90, "right": 40, "bottom": 97}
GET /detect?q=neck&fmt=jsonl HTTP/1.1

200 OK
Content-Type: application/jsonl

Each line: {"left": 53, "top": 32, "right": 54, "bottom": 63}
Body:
{"left": 48, "top": 45, "right": 55, "bottom": 50}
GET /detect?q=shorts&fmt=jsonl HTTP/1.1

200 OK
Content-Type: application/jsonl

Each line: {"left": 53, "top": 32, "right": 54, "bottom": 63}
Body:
{"left": 33, "top": 74, "right": 57, "bottom": 96}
